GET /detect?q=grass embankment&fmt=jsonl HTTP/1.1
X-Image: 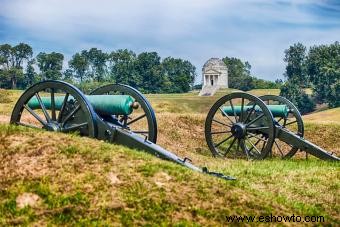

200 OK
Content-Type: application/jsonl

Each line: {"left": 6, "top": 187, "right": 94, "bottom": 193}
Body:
{"left": 0, "top": 124, "right": 339, "bottom": 225}
{"left": 0, "top": 88, "right": 339, "bottom": 225}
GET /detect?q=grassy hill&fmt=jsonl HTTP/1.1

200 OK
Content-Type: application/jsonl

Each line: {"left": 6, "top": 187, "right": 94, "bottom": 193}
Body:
{"left": 0, "top": 88, "right": 339, "bottom": 225}
{"left": 303, "top": 107, "right": 340, "bottom": 124}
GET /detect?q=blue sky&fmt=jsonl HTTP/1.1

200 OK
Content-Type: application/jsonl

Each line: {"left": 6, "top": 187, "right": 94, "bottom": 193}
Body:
{"left": 0, "top": 0, "right": 339, "bottom": 82}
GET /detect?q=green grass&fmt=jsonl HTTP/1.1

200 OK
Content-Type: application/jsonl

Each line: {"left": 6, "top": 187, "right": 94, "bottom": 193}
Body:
{"left": 0, "top": 88, "right": 339, "bottom": 225}
{"left": 0, "top": 124, "right": 339, "bottom": 225}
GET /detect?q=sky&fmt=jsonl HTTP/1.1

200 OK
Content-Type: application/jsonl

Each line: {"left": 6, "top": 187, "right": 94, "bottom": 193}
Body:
{"left": 0, "top": 0, "right": 339, "bottom": 82}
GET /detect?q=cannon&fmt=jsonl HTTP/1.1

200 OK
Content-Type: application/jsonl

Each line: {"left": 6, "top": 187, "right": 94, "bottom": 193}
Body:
{"left": 10, "top": 80, "right": 235, "bottom": 180}
{"left": 205, "top": 92, "right": 339, "bottom": 161}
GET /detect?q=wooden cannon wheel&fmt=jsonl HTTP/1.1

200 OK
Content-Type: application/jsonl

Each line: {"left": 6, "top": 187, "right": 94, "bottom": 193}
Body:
{"left": 10, "top": 80, "right": 97, "bottom": 137}
{"left": 205, "top": 92, "right": 275, "bottom": 160}
{"left": 90, "top": 84, "right": 158, "bottom": 143}
{"left": 259, "top": 95, "right": 304, "bottom": 158}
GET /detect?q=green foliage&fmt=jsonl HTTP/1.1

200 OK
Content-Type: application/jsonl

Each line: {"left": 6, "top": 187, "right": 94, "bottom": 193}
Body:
{"left": 284, "top": 43, "right": 308, "bottom": 87}
{"left": 280, "top": 80, "right": 315, "bottom": 114}
{"left": 136, "top": 52, "right": 164, "bottom": 93}
{"left": 68, "top": 52, "right": 89, "bottom": 82}
{"left": 23, "top": 59, "right": 38, "bottom": 88}
{"left": 108, "top": 49, "right": 140, "bottom": 86}
{"left": 282, "top": 42, "right": 339, "bottom": 110}
{"left": 306, "top": 41, "right": 340, "bottom": 104}
{"left": 36, "top": 52, "right": 64, "bottom": 80}
{"left": 329, "top": 81, "right": 340, "bottom": 108}
{"left": 222, "top": 56, "right": 279, "bottom": 91}
{"left": 162, "top": 57, "right": 196, "bottom": 93}
{"left": 222, "top": 57, "right": 251, "bottom": 90}
{"left": 0, "top": 43, "right": 33, "bottom": 89}
{"left": 252, "top": 77, "right": 281, "bottom": 89}
{"left": 82, "top": 48, "right": 108, "bottom": 82}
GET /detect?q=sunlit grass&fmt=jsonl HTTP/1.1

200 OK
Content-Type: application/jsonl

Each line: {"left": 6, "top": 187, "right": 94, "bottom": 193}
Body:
{"left": 0, "top": 124, "right": 339, "bottom": 225}
{"left": 0, "top": 88, "right": 339, "bottom": 225}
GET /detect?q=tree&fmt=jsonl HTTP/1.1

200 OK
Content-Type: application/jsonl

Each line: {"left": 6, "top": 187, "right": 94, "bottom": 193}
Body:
{"left": 63, "top": 69, "right": 74, "bottom": 83}
{"left": 69, "top": 52, "right": 89, "bottom": 82}
{"left": 11, "top": 43, "right": 33, "bottom": 68}
{"left": 0, "top": 43, "right": 33, "bottom": 88}
{"left": 306, "top": 41, "right": 340, "bottom": 104}
{"left": 36, "top": 52, "right": 64, "bottom": 80}
{"left": 0, "top": 44, "right": 12, "bottom": 70}
{"left": 283, "top": 43, "right": 308, "bottom": 87}
{"left": 82, "top": 48, "right": 108, "bottom": 82}
{"left": 222, "top": 56, "right": 254, "bottom": 90}
{"left": 136, "top": 52, "right": 164, "bottom": 93}
{"left": 162, "top": 57, "right": 196, "bottom": 93}
{"left": 280, "top": 79, "right": 315, "bottom": 114}
{"left": 24, "top": 59, "right": 37, "bottom": 87}
{"left": 329, "top": 81, "right": 340, "bottom": 108}
{"left": 251, "top": 77, "right": 280, "bottom": 89}
{"left": 109, "top": 49, "right": 140, "bottom": 87}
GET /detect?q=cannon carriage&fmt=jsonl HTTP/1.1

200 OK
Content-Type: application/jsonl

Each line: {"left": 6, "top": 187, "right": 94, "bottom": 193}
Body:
{"left": 205, "top": 92, "right": 339, "bottom": 161}
{"left": 10, "top": 80, "right": 235, "bottom": 181}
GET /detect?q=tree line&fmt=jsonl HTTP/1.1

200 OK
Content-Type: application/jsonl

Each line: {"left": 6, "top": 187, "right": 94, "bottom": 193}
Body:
{"left": 0, "top": 44, "right": 196, "bottom": 93}
{"left": 222, "top": 57, "right": 282, "bottom": 91}
{"left": 280, "top": 41, "right": 339, "bottom": 113}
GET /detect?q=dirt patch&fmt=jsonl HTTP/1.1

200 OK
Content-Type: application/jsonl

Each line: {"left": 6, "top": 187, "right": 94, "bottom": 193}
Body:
{"left": 107, "top": 172, "right": 122, "bottom": 185}
{"left": 153, "top": 171, "right": 172, "bottom": 188}
{"left": 16, "top": 193, "right": 42, "bottom": 209}
{"left": 0, "top": 115, "right": 9, "bottom": 123}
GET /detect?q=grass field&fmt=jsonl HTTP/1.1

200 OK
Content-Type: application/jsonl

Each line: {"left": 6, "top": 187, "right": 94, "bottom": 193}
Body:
{"left": 0, "top": 88, "right": 339, "bottom": 225}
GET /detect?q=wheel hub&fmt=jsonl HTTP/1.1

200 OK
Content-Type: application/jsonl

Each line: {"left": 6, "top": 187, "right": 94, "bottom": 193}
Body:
{"left": 231, "top": 123, "right": 247, "bottom": 139}
{"left": 44, "top": 123, "right": 61, "bottom": 132}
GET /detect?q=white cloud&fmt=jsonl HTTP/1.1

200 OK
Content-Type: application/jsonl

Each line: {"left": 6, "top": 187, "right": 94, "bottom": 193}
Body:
{"left": 0, "top": 0, "right": 339, "bottom": 81}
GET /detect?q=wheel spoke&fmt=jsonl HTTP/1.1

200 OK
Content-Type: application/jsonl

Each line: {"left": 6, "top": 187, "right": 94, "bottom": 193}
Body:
{"left": 246, "top": 113, "right": 264, "bottom": 127}
{"left": 132, "top": 131, "right": 149, "bottom": 134}
{"left": 24, "top": 105, "right": 48, "bottom": 127}
{"left": 16, "top": 122, "right": 41, "bottom": 129}
{"left": 62, "top": 122, "right": 88, "bottom": 132}
{"left": 285, "top": 120, "right": 297, "bottom": 126}
{"left": 224, "top": 137, "right": 237, "bottom": 156}
{"left": 57, "top": 93, "right": 69, "bottom": 123}
{"left": 243, "top": 103, "right": 256, "bottom": 124}
{"left": 214, "top": 134, "right": 234, "bottom": 148}
{"left": 35, "top": 93, "right": 51, "bottom": 123}
{"left": 62, "top": 105, "right": 80, "bottom": 125}
{"left": 247, "top": 132, "right": 267, "bottom": 142}
{"left": 240, "top": 139, "right": 250, "bottom": 159}
{"left": 246, "top": 138, "right": 262, "bottom": 155}
{"left": 210, "top": 130, "right": 231, "bottom": 135}
{"left": 276, "top": 117, "right": 284, "bottom": 123}
{"left": 212, "top": 119, "right": 232, "bottom": 128}
{"left": 51, "top": 88, "right": 56, "bottom": 121}
{"left": 274, "top": 140, "right": 284, "bottom": 156}
{"left": 219, "top": 107, "right": 234, "bottom": 124}
{"left": 127, "top": 114, "right": 146, "bottom": 125}
{"left": 248, "top": 138, "right": 262, "bottom": 153}
{"left": 240, "top": 98, "right": 244, "bottom": 122}
{"left": 229, "top": 100, "right": 238, "bottom": 122}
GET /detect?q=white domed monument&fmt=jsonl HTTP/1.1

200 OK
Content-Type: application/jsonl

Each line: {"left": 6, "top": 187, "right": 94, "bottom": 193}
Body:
{"left": 198, "top": 58, "right": 228, "bottom": 96}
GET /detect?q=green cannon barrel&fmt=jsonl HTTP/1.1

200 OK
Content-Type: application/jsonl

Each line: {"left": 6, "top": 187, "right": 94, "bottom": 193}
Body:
{"left": 27, "top": 95, "right": 135, "bottom": 115}
{"left": 222, "top": 105, "right": 288, "bottom": 118}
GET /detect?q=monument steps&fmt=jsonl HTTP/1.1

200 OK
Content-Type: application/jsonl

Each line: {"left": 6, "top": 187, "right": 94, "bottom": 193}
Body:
{"left": 198, "top": 85, "right": 220, "bottom": 96}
